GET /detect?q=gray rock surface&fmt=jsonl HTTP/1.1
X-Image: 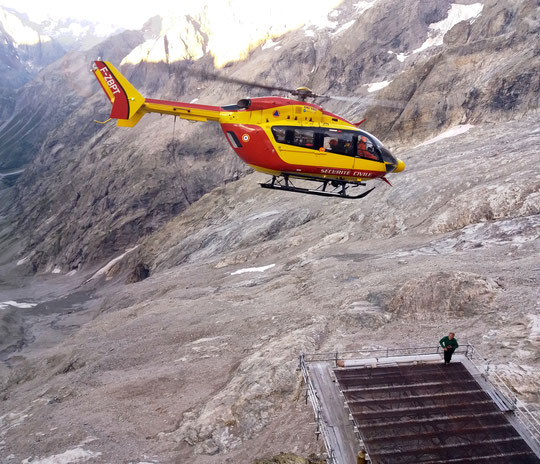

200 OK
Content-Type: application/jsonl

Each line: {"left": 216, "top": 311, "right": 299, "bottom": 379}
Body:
{"left": 0, "top": 1, "right": 539, "bottom": 462}
{"left": 3, "top": 0, "right": 538, "bottom": 272}
{"left": 0, "top": 7, "right": 65, "bottom": 94}
{"left": 0, "top": 116, "right": 538, "bottom": 462}
{"left": 363, "top": 0, "right": 540, "bottom": 143}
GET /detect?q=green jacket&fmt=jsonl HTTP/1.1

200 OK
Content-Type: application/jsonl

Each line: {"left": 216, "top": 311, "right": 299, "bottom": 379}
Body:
{"left": 439, "top": 336, "right": 458, "bottom": 350}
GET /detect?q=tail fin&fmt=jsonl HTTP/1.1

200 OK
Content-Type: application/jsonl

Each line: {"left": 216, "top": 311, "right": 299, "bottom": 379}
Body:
{"left": 92, "top": 61, "right": 146, "bottom": 127}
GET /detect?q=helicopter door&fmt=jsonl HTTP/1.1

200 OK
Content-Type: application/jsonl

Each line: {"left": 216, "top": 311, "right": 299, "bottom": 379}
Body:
{"left": 319, "top": 129, "right": 355, "bottom": 169}
{"left": 271, "top": 126, "right": 319, "bottom": 167}
{"left": 353, "top": 134, "right": 381, "bottom": 172}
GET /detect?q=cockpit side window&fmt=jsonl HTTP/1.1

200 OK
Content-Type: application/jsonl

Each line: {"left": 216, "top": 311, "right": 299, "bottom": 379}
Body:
{"left": 321, "top": 129, "right": 355, "bottom": 156}
{"left": 272, "top": 127, "right": 287, "bottom": 143}
{"left": 357, "top": 135, "right": 379, "bottom": 160}
{"left": 272, "top": 126, "right": 316, "bottom": 149}
{"left": 271, "top": 126, "right": 381, "bottom": 161}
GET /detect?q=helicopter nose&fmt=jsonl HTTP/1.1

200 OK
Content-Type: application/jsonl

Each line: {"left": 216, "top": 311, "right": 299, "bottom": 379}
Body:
{"left": 394, "top": 159, "right": 405, "bottom": 172}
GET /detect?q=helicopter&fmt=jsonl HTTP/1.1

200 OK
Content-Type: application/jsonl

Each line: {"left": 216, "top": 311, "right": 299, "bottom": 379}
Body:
{"left": 92, "top": 60, "right": 405, "bottom": 199}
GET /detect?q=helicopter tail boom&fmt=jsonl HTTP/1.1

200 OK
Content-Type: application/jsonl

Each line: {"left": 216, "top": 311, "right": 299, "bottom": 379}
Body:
{"left": 92, "top": 60, "right": 222, "bottom": 127}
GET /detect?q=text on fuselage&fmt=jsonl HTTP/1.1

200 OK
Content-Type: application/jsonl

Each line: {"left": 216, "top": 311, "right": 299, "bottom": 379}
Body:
{"left": 100, "top": 67, "right": 121, "bottom": 95}
{"left": 320, "top": 168, "right": 373, "bottom": 177}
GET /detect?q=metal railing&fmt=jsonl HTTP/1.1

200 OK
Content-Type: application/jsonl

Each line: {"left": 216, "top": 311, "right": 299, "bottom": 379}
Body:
{"left": 299, "top": 353, "right": 336, "bottom": 464}
{"left": 464, "top": 344, "right": 540, "bottom": 449}
{"left": 301, "top": 344, "right": 540, "bottom": 454}
{"left": 303, "top": 344, "right": 450, "bottom": 364}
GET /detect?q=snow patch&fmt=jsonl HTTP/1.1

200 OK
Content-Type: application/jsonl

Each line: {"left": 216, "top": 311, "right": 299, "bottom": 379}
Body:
{"left": 0, "top": 301, "right": 37, "bottom": 310}
{"left": 414, "top": 3, "right": 483, "bottom": 55}
{"left": 66, "top": 270, "right": 77, "bottom": 276}
{"left": 0, "top": 8, "right": 51, "bottom": 46}
{"left": 16, "top": 256, "right": 30, "bottom": 266}
{"left": 0, "top": 168, "right": 25, "bottom": 179}
{"left": 189, "top": 336, "right": 229, "bottom": 345}
{"left": 23, "top": 447, "right": 101, "bottom": 464}
{"left": 247, "top": 210, "right": 279, "bottom": 221}
{"left": 417, "top": 124, "right": 474, "bottom": 146}
{"left": 231, "top": 264, "right": 275, "bottom": 275}
{"left": 86, "top": 246, "right": 139, "bottom": 282}
{"left": 395, "top": 52, "right": 408, "bottom": 62}
{"left": 304, "top": 29, "right": 315, "bottom": 37}
{"left": 189, "top": 98, "right": 199, "bottom": 104}
{"left": 355, "top": 0, "right": 377, "bottom": 15}
{"left": 364, "top": 80, "right": 392, "bottom": 93}
{"left": 332, "top": 20, "right": 356, "bottom": 36}
{"left": 262, "top": 38, "right": 280, "bottom": 50}
{"left": 413, "top": 3, "right": 484, "bottom": 54}
{"left": 388, "top": 3, "right": 483, "bottom": 62}
{"left": 387, "top": 50, "right": 409, "bottom": 62}
{"left": 52, "top": 267, "right": 62, "bottom": 274}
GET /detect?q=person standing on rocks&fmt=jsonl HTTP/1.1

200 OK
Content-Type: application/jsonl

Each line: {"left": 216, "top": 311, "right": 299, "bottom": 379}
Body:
{"left": 439, "top": 332, "right": 459, "bottom": 364}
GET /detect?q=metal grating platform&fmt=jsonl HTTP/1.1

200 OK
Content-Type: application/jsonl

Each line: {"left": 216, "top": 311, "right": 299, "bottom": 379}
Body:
{"left": 335, "top": 362, "right": 540, "bottom": 464}
{"left": 300, "top": 346, "right": 540, "bottom": 464}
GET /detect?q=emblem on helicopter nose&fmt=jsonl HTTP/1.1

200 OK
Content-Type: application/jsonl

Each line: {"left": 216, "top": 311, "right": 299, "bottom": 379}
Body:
{"left": 242, "top": 134, "right": 250, "bottom": 142}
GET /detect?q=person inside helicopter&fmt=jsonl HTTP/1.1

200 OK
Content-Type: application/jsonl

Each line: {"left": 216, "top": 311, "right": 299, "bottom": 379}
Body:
{"left": 358, "top": 135, "right": 378, "bottom": 160}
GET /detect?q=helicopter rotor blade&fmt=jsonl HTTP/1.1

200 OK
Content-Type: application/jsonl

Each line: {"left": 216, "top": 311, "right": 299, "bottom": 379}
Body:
{"left": 200, "top": 70, "right": 408, "bottom": 108}
{"left": 318, "top": 94, "right": 409, "bottom": 109}
{"left": 200, "top": 71, "right": 296, "bottom": 94}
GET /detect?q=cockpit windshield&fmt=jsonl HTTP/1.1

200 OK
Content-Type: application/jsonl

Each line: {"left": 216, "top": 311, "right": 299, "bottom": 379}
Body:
{"left": 358, "top": 130, "right": 385, "bottom": 149}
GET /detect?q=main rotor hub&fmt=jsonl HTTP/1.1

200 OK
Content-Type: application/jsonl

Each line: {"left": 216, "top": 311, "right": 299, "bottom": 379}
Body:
{"left": 291, "top": 87, "right": 315, "bottom": 101}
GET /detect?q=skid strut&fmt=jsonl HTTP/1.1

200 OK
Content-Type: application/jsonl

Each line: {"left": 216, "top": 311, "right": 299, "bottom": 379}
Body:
{"left": 260, "top": 174, "right": 375, "bottom": 199}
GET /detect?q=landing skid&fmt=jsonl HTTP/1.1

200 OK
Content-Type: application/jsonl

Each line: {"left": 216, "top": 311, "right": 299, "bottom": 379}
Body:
{"left": 260, "top": 174, "right": 376, "bottom": 199}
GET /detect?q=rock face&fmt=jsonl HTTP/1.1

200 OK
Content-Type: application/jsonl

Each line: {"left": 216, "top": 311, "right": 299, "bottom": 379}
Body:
{"left": 3, "top": 0, "right": 538, "bottom": 273}
{"left": 0, "top": 29, "right": 145, "bottom": 170}
{"left": 168, "top": 327, "right": 320, "bottom": 454}
{"left": 253, "top": 454, "right": 325, "bottom": 464}
{"left": 0, "top": 115, "right": 539, "bottom": 462}
{"left": 386, "top": 271, "right": 500, "bottom": 320}
{"left": 0, "top": 307, "right": 24, "bottom": 352}
{"left": 362, "top": 0, "right": 540, "bottom": 143}
{"left": 0, "top": 7, "right": 65, "bottom": 92}
{"left": 0, "top": 1, "right": 539, "bottom": 463}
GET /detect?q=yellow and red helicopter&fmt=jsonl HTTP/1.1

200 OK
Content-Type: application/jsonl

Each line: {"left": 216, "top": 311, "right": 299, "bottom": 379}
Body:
{"left": 92, "top": 61, "right": 405, "bottom": 199}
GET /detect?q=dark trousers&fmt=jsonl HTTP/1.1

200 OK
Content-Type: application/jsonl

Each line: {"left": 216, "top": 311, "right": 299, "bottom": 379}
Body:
{"left": 444, "top": 347, "right": 455, "bottom": 364}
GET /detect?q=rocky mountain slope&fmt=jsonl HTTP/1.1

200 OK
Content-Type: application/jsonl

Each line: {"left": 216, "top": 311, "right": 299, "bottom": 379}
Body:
{"left": 0, "top": 1, "right": 539, "bottom": 462}
{"left": 0, "top": 29, "right": 145, "bottom": 171}
{"left": 1, "top": 0, "right": 538, "bottom": 275}
{"left": 0, "top": 7, "right": 64, "bottom": 126}
{"left": 0, "top": 7, "right": 64, "bottom": 90}
{"left": 0, "top": 116, "right": 538, "bottom": 463}
{"left": 362, "top": 0, "right": 540, "bottom": 142}
{"left": 0, "top": 5, "right": 122, "bottom": 94}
